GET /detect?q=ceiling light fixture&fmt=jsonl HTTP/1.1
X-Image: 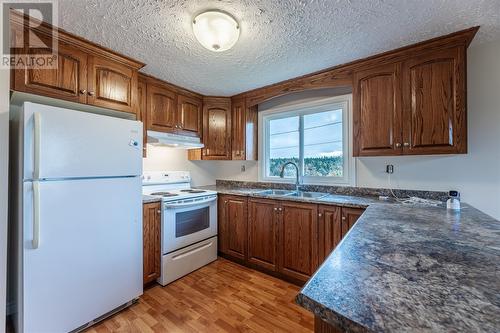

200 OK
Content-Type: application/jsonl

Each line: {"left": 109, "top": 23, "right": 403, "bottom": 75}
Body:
{"left": 192, "top": 10, "right": 240, "bottom": 52}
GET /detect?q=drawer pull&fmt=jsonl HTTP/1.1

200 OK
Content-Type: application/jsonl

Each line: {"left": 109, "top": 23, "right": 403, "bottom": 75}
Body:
{"left": 172, "top": 242, "right": 213, "bottom": 260}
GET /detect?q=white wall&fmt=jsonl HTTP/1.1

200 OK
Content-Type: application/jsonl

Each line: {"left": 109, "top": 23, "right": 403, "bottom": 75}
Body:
{"left": 0, "top": 67, "right": 10, "bottom": 331}
{"left": 143, "top": 40, "right": 500, "bottom": 219}
{"left": 142, "top": 146, "right": 218, "bottom": 186}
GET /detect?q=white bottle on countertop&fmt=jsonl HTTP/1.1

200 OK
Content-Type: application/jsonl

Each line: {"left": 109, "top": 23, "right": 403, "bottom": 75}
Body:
{"left": 446, "top": 190, "right": 461, "bottom": 211}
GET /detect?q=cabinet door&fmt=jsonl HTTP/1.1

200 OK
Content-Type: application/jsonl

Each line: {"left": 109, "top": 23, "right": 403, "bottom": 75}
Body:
{"left": 13, "top": 38, "right": 88, "bottom": 104}
{"left": 248, "top": 198, "right": 278, "bottom": 272}
{"left": 278, "top": 202, "right": 318, "bottom": 282}
{"left": 402, "top": 46, "right": 466, "bottom": 154}
{"left": 143, "top": 202, "right": 161, "bottom": 285}
{"left": 202, "top": 98, "right": 232, "bottom": 160}
{"left": 147, "top": 84, "right": 177, "bottom": 133}
{"left": 231, "top": 99, "right": 246, "bottom": 160}
{"left": 137, "top": 77, "right": 147, "bottom": 157}
{"left": 318, "top": 205, "right": 342, "bottom": 264}
{"left": 87, "top": 56, "right": 137, "bottom": 114}
{"left": 341, "top": 207, "right": 364, "bottom": 238}
{"left": 353, "top": 63, "right": 403, "bottom": 156}
{"left": 177, "top": 94, "right": 202, "bottom": 137}
{"left": 219, "top": 195, "right": 247, "bottom": 261}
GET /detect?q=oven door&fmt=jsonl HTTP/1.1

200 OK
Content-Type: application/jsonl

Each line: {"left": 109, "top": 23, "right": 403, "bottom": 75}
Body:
{"left": 162, "top": 195, "right": 217, "bottom": 254}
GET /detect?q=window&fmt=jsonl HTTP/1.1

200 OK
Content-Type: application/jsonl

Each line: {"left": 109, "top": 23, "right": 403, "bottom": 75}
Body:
{"left": 259, "top": 95, "right": 354, "bottom": 185}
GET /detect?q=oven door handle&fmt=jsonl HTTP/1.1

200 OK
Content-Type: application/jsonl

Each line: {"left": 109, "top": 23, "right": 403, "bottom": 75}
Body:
{"left": 164, "top": 195, "right": 217, "bottom": 209}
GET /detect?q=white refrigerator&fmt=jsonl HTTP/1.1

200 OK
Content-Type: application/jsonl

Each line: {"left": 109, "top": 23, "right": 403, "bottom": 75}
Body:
{"left": 9, "top": 102, "right": 143, "bottom": 332}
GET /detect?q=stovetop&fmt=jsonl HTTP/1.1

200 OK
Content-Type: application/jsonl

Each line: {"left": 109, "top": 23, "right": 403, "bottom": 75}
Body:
{"left": 142, "top": 171, "right": 217, "bottom": 202}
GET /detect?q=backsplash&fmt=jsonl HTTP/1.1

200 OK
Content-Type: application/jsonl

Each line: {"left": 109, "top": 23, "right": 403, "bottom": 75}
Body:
{"left": 215, "top": 180, "right": 449, "bottom": 202}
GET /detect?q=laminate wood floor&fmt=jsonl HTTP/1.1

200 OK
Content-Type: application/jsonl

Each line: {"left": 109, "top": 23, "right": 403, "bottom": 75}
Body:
{"left": 84, "top": 258, "right": 314, "bottom": 333}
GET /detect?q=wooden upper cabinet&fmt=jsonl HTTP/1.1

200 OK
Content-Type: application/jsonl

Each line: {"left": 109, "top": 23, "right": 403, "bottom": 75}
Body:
{"left": 353, "top": 63, "right": 402, "bottom": 156}
{"left": 143, "top": 202, "right": 161, "bottom": 285}
{"left": 87, "top": 56, "right": 138, "bottom": 114}
{"left": 10, "top": 11, "right": 144, "bottom": 114}
{"left": 353, "top": 44, "right": 469, "bottom": 157}
{"left": 278, "top": 202, "right": 318, "bottom": 283}
{"left": 137, "top": 77, "right": 147, "bottom": 157}
{"left": 12, "top": 37, "right": 88, "bottom": 104}
{"left": 177, "top": 94, "right": 202, "bottom": 137}
{"left": 248, "top": 198, "right": 279, "bottom": 272}
{"left": 231, "top": 99, "right": 258, "bottom": 160}
{"left": 147, "top": 84, "right": 177, "bottom": 133}
{"left": 202, "top": 97, "right": 232, "bottom": 160}
{"left": 231, "top": 99, "right": 246, "bottom": 160}
{"left": 219, "top": 195, "right": 248, "bottom": 261}
{"left": 402, "top": 46, "right": 466, "bottom": 154}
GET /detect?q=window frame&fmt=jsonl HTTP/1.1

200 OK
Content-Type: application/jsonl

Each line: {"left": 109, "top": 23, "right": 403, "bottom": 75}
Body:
{"left": 258, "top": 94, "right": 355, "bottom": 186}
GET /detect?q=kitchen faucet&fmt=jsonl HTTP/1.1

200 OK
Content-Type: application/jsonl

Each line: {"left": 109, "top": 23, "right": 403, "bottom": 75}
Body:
{"left": 279, "top": 161, "right": 301, "bottom": 192}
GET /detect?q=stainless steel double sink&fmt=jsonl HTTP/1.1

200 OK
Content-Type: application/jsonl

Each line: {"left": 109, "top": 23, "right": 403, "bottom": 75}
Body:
{"left": 256, "top": 189, "right": 329, "bottom": 199}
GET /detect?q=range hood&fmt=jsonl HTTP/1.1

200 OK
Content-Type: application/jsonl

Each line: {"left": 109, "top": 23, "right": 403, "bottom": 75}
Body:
{"left": 147, "top": 130, "right": 204, "bottom": 149}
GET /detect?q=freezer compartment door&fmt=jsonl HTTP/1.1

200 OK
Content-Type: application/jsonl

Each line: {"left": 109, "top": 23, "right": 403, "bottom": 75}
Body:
{"left": 22, "top": 177, "right": 142, "bottom": 333}
{"left": 22, "top": 102, "right": 142, "bottom": 180}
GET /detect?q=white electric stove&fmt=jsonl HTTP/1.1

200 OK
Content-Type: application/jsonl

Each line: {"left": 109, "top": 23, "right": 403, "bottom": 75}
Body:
{"left": 142, "top": 171, "right": 218, "bottom": 285}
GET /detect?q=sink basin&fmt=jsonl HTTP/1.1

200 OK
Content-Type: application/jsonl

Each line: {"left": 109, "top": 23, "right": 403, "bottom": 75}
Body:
{"left": 257, "top": 189, "right": 329, "bottom": 199}
{"left": 257, "top": 189, "right": 296, "bottom": 196}
{"left": 288, "top": 191, "right": 329, "bottom": 199}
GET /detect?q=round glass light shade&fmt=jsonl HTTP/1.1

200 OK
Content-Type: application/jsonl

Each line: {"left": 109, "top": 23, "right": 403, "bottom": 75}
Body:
{"left": 192, "top": 11, "right": 240, "bottom": 52}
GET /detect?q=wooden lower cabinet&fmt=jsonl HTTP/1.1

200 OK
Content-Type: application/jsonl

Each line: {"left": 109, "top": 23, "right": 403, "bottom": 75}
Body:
{"left": 218, "top": 195, "right": 248, "bottom": 261}
{"left": 247, "top": 198, "right": 279, "bottom": 272}
{"left": 143, "top": 202, "right": 161, "bottom": 285}
{"left": 318, "top": 206, "right": 364, "bottom": 263}
{"left": 279, "top": 202, "right": 319, "bottom": 283}
{"left": 341, "top": 207, "right": 364, "bottom": 237}
{"left": 218, "top": 195, "right": 365, "bottom": 284}
{"left": 318, "top": 205, "right": 343, "bottom": 263}
{"left": 315, "top": 316, "right": 344, "bottom": 333}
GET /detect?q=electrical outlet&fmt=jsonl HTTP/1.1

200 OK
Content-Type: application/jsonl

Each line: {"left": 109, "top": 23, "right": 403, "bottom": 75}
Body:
{"left": 386, "top": 164, "right": 394, "bottom": 174}
{"left": 241, "top": 165, "right": 246, "bottom": 172}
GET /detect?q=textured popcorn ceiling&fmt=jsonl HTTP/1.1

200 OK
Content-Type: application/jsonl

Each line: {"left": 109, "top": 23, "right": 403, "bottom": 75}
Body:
{"left": 58, "top": 0, "right": 500, "bottom": 96}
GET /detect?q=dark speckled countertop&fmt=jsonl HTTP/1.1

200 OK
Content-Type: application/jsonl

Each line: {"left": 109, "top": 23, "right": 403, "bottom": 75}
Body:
{"left": 196, "top": 183, "right": 500, "bottom": 332}
{"left": 297, "top": 203, "right": 500, "bottom": 333}
{"left": 142, "top": 194, "right": 162, "bottom": 204}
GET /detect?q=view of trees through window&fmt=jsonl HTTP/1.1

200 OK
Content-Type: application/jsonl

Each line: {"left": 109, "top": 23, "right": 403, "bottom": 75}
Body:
{"left": 267, "top": 108, "right": 344, "bottom": 178}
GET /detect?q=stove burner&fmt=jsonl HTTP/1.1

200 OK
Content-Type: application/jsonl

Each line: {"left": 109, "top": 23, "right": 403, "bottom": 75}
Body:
{"left": 150, "top": 192, "right": 179, "bottom": 197}
{"left": 180, "top": 189, "right": 206, "bottom": 194}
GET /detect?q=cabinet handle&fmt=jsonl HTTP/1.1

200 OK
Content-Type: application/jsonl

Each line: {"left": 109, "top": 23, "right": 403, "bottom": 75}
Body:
{"left": 224, "top": 200, "right": 228, "bottom": 204}
{"left": 88, "top": 91, "right": 95, "bottom": 96}
{"left": 395, "top": 143, "right": 402, "bottom": 148}
{"left": 342, "top": 216, "right": 346, "bottom": 220}
{"left": 157, "top": 210, "right": 161, "bottom": 214}
{"left": 318, "top": 213, "right": 322, "bottom": 217}
{"left": 79, "top": 89, "right": 87, "bottom": 95}
{"left": 403, "top": 142, "right": 410, "bottom": 147}
{"left": 274, "top": 207, "right": 278, "bottom": 211}
{"left": 278, "top": 208, "right": 282, "bottom": 211}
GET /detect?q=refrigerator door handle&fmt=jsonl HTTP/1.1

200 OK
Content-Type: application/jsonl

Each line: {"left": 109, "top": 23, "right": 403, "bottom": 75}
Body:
{"left": 33, "top": 112, "right": 42, "bottom": 180}
{"left": 32, "top": 180, "right": 41, "bottom": 249}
